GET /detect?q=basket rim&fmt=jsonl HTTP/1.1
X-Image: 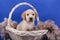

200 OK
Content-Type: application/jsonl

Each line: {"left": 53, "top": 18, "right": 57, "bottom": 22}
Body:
{"left": 6, "top": 26, "right": 48, "bottom": 36}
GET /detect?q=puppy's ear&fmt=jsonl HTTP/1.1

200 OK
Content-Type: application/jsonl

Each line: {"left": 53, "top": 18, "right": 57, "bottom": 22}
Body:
{"left": 35, "top": 12, "right": 38, "bottom": 19}
{"left": 21, "top": 11, "right": 26, "bottom": 20}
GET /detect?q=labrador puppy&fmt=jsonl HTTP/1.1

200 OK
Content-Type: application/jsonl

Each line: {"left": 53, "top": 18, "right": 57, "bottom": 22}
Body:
{"left": 17, "top": 9, "right": 38, "bottom": 31}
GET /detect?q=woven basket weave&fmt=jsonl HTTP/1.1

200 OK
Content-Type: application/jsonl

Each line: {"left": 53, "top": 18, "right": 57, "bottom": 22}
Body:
{"left": 6, "top": 2, "right": 48, "bottom": 40}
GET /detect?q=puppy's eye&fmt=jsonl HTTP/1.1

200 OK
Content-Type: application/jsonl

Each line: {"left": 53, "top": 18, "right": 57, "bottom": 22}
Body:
{"left": 32, "top": 14, "right": 34, "bottom": 16}
{"left": 27, "top": 14, "right": 29, "bottom": 16}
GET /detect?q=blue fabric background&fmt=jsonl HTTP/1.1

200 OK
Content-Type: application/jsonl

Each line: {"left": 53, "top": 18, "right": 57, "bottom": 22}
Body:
{"left": 0, "top": 0, "right": 60, "bottom": 25}
{"left": 0, "top": 0, "right": 60, "bottom": 39}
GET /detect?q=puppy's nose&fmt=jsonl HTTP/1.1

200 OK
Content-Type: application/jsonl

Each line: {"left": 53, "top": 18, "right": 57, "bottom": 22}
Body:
{"left": 30, "top": 17, "right": 33, "bottom": 22}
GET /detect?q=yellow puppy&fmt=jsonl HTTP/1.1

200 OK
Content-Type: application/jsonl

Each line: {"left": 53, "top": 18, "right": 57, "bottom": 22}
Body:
{"left": 17, "top": 9, "right": 38, "bottom": 31}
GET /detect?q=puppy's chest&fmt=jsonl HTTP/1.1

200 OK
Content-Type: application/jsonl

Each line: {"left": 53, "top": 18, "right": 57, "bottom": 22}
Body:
{"left": 27, "top": 23, "right": 34, "bottom": 29}
{"left": 22, "top": 20, "right": 34, "bottom": 30}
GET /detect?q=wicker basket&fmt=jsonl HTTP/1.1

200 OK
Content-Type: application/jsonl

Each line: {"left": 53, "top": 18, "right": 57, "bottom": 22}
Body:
{"left": 6, "top": 2, "right": 48, "bottom": 40}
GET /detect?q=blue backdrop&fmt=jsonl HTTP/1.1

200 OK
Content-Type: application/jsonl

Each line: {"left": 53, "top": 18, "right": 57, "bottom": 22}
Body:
{"left": 0, "top": 0, "right": 60, "bottom": 27}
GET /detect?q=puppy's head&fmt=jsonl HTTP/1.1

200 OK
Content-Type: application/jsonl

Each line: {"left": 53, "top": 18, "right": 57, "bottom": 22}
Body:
{"left": 21, "top": 9, "right": 38, "bottom": 22}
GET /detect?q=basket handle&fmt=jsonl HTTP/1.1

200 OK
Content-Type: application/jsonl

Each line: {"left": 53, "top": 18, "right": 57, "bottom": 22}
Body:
{"left": 8, "top": 2, "right": 39, "bottom": 26}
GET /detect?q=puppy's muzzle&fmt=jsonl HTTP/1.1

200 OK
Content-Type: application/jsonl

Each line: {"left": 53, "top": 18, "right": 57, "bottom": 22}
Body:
{"left": 29, "top": 17, "right": 33, "bottom": 22}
